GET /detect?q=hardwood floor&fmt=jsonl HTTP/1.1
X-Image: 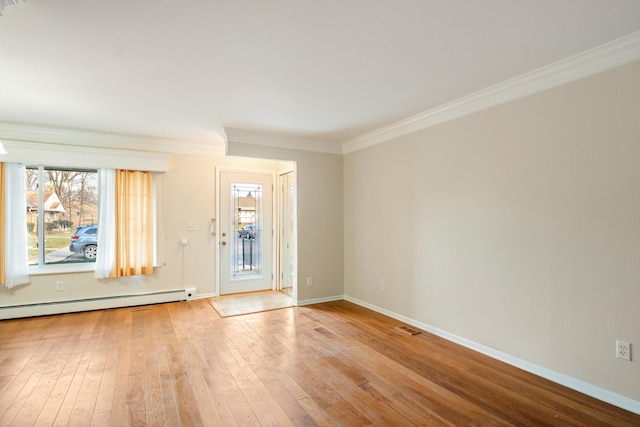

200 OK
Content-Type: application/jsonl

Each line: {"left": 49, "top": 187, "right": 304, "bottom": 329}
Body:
{"left": 0, "top": 300, "right": 638, "bottom": 426}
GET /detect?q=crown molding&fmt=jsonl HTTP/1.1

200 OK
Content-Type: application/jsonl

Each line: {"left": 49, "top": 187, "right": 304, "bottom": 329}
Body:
{"left": 1, "top": 140, "right": 172, "bottom": 171}
{"left": 3, "top": 31, "right": 638, "bottom": 157}
{"left": 342, "top": 31, "right": 640, "bottom": 154}
{"left": 0, "top": 122, "right": 226, "bottom": 156}
{"left": 225, "top": 127, "right": 343, "bottom": 155}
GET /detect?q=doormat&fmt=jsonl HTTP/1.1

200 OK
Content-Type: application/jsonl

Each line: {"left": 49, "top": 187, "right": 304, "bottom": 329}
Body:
{"left": 209, "top": 290, "right": 295, "bottom": 317}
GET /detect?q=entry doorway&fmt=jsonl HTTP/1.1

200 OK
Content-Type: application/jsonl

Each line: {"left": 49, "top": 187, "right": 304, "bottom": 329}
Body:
{"left": 218, "top": 170, "right": 274, "bottom": 295}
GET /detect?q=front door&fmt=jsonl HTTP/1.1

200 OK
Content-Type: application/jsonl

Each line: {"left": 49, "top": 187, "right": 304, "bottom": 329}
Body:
{"left": 218, "top": 171, "right": 274, "bottom": 295}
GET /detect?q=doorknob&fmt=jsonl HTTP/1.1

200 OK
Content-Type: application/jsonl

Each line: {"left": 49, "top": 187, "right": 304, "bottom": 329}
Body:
{"left": 221, "top": 240, "right": 227, "bottom": 246}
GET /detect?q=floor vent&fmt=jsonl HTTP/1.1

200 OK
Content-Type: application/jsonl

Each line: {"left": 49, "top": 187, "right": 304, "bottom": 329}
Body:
{"left": 130, "top": 305, "right": 154, "bottom": 312}
{"left": 395, "top": 325, "right": 422, "bottom": 335}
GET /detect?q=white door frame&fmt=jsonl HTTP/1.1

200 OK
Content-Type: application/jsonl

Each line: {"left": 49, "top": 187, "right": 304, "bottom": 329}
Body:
{"left": 215, "top": 166, "right": 277, "bottom": 296}
{"left": 277, "top": 168, "right": 298, "bottom": 302}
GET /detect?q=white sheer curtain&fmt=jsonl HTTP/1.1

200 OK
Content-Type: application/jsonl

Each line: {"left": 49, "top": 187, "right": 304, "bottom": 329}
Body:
{"left": 95, "top": 168, "right": 116, "bottom": 279}
{"left": 4, "top": 163, "right": 29, "bottom": 288}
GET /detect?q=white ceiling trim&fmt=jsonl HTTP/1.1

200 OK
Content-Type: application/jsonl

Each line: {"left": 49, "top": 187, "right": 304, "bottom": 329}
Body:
{"left": 225, "top": 127, "right": 343, "bottom": 155}
{"left": 342, "top": 31, "right": 640, "bottom": 154}
{"left": 2, "top": 30, "right": 638, "bottom": 158}
{"left": 1, "top": 140, "right": 171, "bottom": 172}
{"left": 0, "top": 122, "right": 227, "bottom": 156}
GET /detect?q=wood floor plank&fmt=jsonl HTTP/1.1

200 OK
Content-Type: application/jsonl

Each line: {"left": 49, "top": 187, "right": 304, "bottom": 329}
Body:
{"left": 171, "top": 366, "right": 205, "bottom": 426}
{"left": 124, "top": 373, "right": 146, "bottom": 426}
{"left": 156, "top": 337, "right": 181, "bottom": 427}
{"left": 92, "top": 346, "right": 118, "bottom": 417}
{"left": 142, "top": 318, "right": 165, "bottom": 427}
{"left": 222, "top": 388, "right": 261, "bottom": 426}
{"left": 33, "top": 352, "right": 83, "bottom": 426}
{"left": 262, "top": 378, "right": 318, "bottom": 425}
{"left": 67, "top": 349, "right": 108, "bottom": 426}
{"left": 90, "top": 409, "right": 111, "bottom": 427}
{"left": 1, "top": 368, "right": 43, "bottom": 425}
{"left": 201, "top": 367, "right": 238, "bottom": 426}
{"left": 11, "top": 349, "right": 71, "bottom": 426}
{"left": 0, "top": 335, "right": 57, "bottom": 419}
{"left": 104, "top": 317, "right": 131, "bottom": 427}
{"left": 51, "top": 351, "right": 93, "bottom": 426}
{"left": 0, "top": 298, "right": 638, "bottom": 426}
{"left": 225, "top": 345, "right": 294, "bottom": 426}
{"left": 295, "top": 396, "right": 335, "bottom": 427}
{"left": 186, "top": 368, "right": 227, "bottom": 426}
{"left": 218, "top": 342, "right": 281, "bottom": 426}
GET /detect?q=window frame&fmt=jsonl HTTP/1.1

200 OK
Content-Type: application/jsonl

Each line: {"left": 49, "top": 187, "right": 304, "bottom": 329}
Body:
{"left": 26, "top": 165, "right": 99, "bottom": 275}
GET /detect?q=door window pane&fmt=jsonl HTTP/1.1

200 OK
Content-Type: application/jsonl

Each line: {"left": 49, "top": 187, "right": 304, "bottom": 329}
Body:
{"left": 230, "top": 182, "right": 263, "bottom": 279}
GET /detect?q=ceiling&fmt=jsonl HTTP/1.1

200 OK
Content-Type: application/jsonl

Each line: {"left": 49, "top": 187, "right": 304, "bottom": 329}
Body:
{"left": 1, "top": 0, "right": 640, "bottom": 152}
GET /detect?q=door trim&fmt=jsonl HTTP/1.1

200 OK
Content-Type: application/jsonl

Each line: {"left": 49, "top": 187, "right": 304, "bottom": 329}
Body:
{"left": 215, "top": 167, "right": 276, "bottom": 296}
{"left": 277, "top": 169, "right": 298, "bottom": 302}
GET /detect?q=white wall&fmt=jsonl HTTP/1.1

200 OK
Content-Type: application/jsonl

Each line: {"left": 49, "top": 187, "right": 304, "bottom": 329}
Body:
{"left": 344, "top": 60, "right": 640, "bottom": 401}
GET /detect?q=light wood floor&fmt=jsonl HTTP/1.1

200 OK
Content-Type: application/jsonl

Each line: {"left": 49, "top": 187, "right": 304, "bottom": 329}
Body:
{"left": 0, "top": 300, "right": 638, "bottom": 426}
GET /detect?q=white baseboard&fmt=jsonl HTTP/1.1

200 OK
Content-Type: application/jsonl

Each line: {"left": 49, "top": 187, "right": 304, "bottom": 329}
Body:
{"left": 0, "top": 290, "right": 187, "bottom": 320}
{"left": 344, "top": 295, "right": 640, "bottom": 415}
{"left": 297, "top": 294, "right": 345, "bottom": 306}
{"left": 194, "top": 292, "right": 217, "bottom": 299}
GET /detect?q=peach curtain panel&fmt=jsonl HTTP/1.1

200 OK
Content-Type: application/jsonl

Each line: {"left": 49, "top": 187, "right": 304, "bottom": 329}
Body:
{"left": 0, "top": 163, "right": 5, "bottom": 285}
{"left": 112, "top": 169, "right": 154, "bottom": 277}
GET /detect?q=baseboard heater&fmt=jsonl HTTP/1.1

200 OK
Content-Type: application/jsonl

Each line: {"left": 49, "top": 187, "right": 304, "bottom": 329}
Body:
{"left": 0, "top": 289, "right": 188, "bottom": 320}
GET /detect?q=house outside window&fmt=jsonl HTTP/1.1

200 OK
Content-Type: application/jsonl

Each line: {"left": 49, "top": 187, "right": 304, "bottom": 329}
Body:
{"left": 26, "top": 166, "right": 99, "bottom": 266}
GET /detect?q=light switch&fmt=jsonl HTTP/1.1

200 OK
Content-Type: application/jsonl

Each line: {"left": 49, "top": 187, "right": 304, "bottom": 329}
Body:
{"left": 187, "top": 221, "right": 197, "bottom": 231}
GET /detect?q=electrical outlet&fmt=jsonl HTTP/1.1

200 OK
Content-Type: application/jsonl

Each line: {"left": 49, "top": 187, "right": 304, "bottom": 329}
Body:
{"left": 380, "top": 281, "right": 386, "bottom": 291}
{"left": 56, "top": 281, "right": 63, "bottom": 291}
{"left": 306, "top": 276, "right": 313, "bottom": 286}
{"left": 616, "top": 340, "right": 632, "bottom": 361}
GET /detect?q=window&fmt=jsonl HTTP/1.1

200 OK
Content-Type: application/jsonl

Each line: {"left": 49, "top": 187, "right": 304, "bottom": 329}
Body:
{"left": 230, "top": 182, "right": 263, "bottom": 279}
{"left": 26, "top": 166, "right": 99, "bottom": 266}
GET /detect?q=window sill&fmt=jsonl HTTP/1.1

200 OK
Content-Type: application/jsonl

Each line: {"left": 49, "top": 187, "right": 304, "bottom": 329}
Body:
{"left": 29, "top": 263, "right": 96, "bottom": 276}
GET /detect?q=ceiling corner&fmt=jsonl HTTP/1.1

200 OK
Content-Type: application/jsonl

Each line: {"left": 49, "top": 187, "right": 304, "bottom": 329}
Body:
{"left": 225, "top": 127, "right": 344, "bottom": 155}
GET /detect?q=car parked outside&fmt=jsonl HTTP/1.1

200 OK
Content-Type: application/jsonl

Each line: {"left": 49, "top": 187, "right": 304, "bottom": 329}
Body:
{"left": 238, "top": 224, "right": 256, "bottom": 239}
{"left": 69, "top": 225, "right": 98, "bottom": 260}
